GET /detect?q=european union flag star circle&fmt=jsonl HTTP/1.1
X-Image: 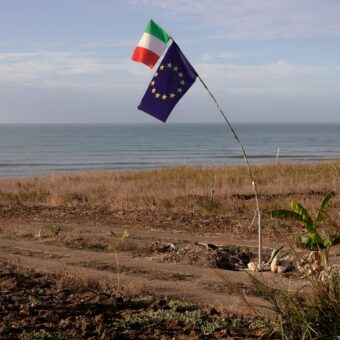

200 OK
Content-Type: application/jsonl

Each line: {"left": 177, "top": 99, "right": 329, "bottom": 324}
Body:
{"left": 138, "top": 42, "right": 198, "bottom": 122}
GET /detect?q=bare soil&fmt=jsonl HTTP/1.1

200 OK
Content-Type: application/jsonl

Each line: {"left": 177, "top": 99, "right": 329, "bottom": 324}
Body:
{"left": 1, "top": 220, "right": 340, "bottom": 338}
{"left": 1, "top": 263, "right": 265, "bottom": 339}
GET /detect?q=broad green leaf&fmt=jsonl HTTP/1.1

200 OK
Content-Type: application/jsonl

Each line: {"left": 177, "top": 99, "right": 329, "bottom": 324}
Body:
{"left": 266, "top": 209, "right": 307, "bottom": 223}
{"left": 294, "top": 234, "right": 322, "bottom": 250}
{"left": 306, "top": 238, "right": 320, "bottom": 251}
{"left": 290, "top": 200, "right": 315, "bottom": 233}
{"left": 309, "top": 232, "right": 325, "bottom": 247}
{"left": 321, "top": 238, "right": 331, "bottom": 248}
{"left": 315, "top": 191, "right": 336, "bottom": 222}
{"left": 294, "top": 235, "right": 310, "bottom": 249}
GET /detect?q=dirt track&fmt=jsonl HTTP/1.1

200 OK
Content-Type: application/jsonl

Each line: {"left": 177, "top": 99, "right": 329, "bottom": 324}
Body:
{"left": 1, "top": 213, "right": 340, "bottom": 340}
{"left": 3, "top": 220, "right": 337, "bottom": 314}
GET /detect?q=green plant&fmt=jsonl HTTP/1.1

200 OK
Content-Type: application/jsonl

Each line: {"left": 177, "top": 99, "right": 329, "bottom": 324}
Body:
{"left": 110, "top": 230, "right": 129, "bottom": 293}
{"left": 249, "top": 265, "right": 340, "bottom": 339}
{"left": 110, "top": 230, "right": 129, "bottom": 240}
{"left": 49, "top": 225, "right": 61, "bottom": 238}
{"left": 266, "top": 192, "right": 339, "bottom": 267}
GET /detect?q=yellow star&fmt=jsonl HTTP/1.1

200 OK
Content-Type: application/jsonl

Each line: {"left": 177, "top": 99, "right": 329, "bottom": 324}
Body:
{"left": 154, "top": 72, "right": 158, "bottom": 77}
{"left": 180, "top": 80, "right": 185, "bottom": 85}
{"left": 151, "top": 80, "right": 155, "bottom": 86}
{"left": 151, "top": 88, "right": 156, "bottom": 93}
{"left": 173, "top": 66, "right": 178, "bottom": 71}
{"left": 178, "top": 72, "right": 183, "bottom": 77}
{"left": 160, "top": 65, "right": 165, "bottom": 70}
{"left": 155, "top": 92, "right": 160, "bottom": 98}
{"left": 167, "top": 63, "right": 172, "bottom": 69}
{"left": 162, "top": 94, "right": 167, "bottom": 100}
{"left": 170, "top": 93, "right": 175, "bottom": 98}
{"left": 177, "top": 88, "right": 183, "bottom": 93}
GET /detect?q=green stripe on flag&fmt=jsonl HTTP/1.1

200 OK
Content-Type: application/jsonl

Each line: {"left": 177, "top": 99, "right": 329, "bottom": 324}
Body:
{"left": 145, "top": 20, "right": 170, "bottom": 44}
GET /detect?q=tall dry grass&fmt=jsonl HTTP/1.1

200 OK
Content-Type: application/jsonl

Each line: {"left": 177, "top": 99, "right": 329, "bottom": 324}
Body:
{"left": 0, "top": 160, "right": 339, "bottom": 225}
{"left": 250, "top": 265, "right": 340, "bottom": 339}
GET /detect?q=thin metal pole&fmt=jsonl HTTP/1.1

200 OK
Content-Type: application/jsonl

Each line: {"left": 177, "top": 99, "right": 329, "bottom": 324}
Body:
{"left": 168, "top": 37, "right": 262, "bottom": 267}
{"left": 197, "top": 75, "right": 262, "bottom": 268}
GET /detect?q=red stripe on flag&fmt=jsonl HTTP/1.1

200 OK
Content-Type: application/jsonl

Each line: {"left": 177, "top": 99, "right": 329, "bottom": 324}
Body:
{"left": 131, "top": 46, "right": 159, "bottom": 69}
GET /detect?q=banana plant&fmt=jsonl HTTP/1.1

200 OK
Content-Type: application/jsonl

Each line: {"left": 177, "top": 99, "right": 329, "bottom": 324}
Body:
{"left": 266, "top": 191, "right": 339, "bottom": 267}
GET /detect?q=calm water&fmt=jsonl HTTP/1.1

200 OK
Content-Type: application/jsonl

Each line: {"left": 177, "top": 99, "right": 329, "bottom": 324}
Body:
{"left": 0, "top": 123, "right": 339, "bottom": 178}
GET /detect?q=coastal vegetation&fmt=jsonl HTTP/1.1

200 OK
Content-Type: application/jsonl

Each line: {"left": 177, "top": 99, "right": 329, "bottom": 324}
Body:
{"left": 0, "top": 160, "right": 339, "bottom": 236}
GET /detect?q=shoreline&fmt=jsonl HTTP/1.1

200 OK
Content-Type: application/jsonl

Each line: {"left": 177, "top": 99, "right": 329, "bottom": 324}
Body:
{"left": 1, "top": 157, "right": 340, "bottom": 180}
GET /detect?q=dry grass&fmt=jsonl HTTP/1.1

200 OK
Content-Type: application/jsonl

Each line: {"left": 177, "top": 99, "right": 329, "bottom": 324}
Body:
{"left": 0, "top": 161, "right": 340, "bottom": 208}
{"left": 0, "top": 160, "right": 339, "bottom": 236}
{"left": 0, "top": 161, "right": 339, "bottom": 205}
{"left": 51, "top": 268, "right": 145, "bottom": 297}
{"left": 249, "top": 265, "right": 340, "bottom": 339}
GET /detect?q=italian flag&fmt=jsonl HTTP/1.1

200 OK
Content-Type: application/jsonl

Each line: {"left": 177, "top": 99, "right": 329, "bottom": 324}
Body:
{"left": 131, "top": 20, "right": 170, "bottom": 69}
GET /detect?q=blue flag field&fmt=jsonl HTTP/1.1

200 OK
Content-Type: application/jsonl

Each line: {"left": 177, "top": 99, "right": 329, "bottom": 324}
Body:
{"left": 138, "top": 42, "right": 198, "bottom": 122}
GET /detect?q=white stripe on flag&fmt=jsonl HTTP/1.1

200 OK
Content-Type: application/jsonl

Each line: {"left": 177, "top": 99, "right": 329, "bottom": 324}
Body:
{"left": 136, "top": 32, "right": 167, "bottom": 57}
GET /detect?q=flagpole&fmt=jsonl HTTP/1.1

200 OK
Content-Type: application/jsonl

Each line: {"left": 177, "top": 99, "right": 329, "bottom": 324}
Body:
{"left": 196, "top": 75, "right": 262, "bottom": 268}
{"left": 168, "top": 37, "right": 262, "bottom": 267}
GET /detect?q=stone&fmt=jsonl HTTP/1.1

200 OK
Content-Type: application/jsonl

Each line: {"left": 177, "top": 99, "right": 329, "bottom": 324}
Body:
{"left": 247, "top": 262, "right": 258, "bottom": 271}
{"left": 277, "top": 266, "right": 286, "bottom": 274}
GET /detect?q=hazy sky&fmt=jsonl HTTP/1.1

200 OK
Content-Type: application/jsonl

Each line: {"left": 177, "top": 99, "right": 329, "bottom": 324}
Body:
{"left": 1, "top": 0, "right": 340, "bottom": 123}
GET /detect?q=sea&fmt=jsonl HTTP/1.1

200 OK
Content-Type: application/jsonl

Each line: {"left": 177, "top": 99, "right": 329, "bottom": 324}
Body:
{"left": 0, "top": 123, "right": 339, "bottom": 178}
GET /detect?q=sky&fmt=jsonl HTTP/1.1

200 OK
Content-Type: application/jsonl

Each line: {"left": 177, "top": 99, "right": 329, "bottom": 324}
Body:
{"left": 0, "top": 0, "right": 340, "bottom": 123}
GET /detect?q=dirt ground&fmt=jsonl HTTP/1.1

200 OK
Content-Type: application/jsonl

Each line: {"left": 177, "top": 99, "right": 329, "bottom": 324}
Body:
{"left": 1, "top": 262, "right": 267, "bottom": 340}
{"left": 0, "top": 166, "right": 339, "bottom": 338}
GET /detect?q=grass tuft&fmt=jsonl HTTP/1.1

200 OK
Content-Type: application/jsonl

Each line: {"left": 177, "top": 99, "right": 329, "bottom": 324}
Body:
{"left": 249, "top": 265, "right": 340, "bottom": 339}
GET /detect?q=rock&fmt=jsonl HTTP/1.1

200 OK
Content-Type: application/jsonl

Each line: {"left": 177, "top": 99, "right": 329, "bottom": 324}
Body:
{"left": 152, "top": 241, "right": 176, "bottom": 252}
{"left": 271, "top": 254, "right": 295, "bottom": 274}
{"left": 281, "top": 259, "right": 293, "bottom": 272}
{"left": 247, "top": 262, "right": 258, "bottom": 271}
{"left": 297, "top": 251, "right": 322, "bottom": 276}
{"left": 277, "top": 266, "right": 286, "bottom": 274}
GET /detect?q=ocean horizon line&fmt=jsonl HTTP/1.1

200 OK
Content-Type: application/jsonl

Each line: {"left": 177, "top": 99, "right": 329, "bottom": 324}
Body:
{"left": 1, "top": 121, "right": 340, "bottom": 125}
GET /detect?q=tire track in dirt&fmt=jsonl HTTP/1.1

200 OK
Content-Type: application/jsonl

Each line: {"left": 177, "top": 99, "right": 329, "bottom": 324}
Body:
{"left": 0, "top": 237, "right": 268, "bottom": 314}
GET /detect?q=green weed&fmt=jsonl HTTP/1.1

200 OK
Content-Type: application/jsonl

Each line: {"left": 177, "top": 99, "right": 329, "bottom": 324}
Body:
{"left": 267, "top": 191, "right": 339, "bottom": 267}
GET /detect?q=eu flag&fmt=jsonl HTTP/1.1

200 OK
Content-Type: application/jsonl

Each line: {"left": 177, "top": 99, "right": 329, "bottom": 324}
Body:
{"left": 138, "top": 42, "right": 198, "bottom": 122}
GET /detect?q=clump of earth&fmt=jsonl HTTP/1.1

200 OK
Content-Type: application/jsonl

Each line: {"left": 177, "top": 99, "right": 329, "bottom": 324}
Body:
{"left": 148, "top": 242, "right": 255, "bottom": 271}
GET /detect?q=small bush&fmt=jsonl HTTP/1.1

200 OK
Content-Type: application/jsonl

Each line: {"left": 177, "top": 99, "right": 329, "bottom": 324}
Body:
{"left": 195, "top": 195, "right": 223, "bottom": 213}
